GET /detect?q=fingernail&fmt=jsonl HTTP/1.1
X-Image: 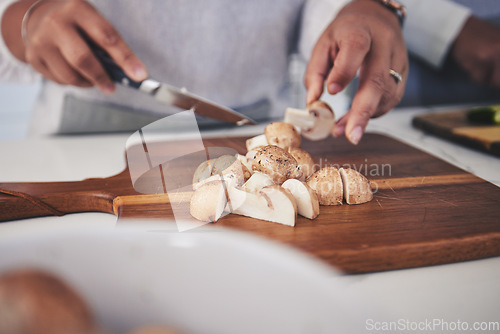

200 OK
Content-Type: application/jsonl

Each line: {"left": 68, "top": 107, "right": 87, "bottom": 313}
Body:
{"left": 134, "top": 66, "right": 148, "bottom": 81}
{"left": 348, "top": 126, "right": 363, "bottom": 145}
{"left": 328, "top": 83, "right": 342, "bottom": 95}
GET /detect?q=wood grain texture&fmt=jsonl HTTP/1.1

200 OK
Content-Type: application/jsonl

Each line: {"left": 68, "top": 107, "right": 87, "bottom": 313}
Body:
{"left": 1, "top": 133, "right": 499, "bottom": 274}
{"left": 413, "top": 109, "right": 500, "bottom": 157}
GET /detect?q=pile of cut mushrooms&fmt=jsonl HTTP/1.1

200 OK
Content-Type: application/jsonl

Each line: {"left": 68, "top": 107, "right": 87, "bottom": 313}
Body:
{"left": 190, "top": 101, "right": 373, "bottom": 226}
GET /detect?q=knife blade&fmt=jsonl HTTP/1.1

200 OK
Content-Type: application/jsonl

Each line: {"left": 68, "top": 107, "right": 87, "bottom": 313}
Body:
{"left": 90, "top": 42, "right": 256, "bottom": 126}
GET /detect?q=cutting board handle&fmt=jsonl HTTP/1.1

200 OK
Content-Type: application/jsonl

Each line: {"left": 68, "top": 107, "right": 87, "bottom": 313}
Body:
{"left": 0, "top": 187, "right": 65, "bottom": 220}
{"left": 0, "top": 179, "right": 117, "bottom": 222}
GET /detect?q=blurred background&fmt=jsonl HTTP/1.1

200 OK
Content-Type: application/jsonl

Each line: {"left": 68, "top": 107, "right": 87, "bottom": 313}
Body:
{"left": 0, "top": 82, "right": 39, "bottom": 140}
{"left": 0, "top": 56, "right": 349, "bottom": 141}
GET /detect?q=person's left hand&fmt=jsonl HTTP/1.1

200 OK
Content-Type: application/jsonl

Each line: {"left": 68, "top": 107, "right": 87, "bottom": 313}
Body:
{"left": 450, "top": 16, "right": 500, "bottom": 88}
{"left": 304, "top": 0, "right": 408, "bottom": 144}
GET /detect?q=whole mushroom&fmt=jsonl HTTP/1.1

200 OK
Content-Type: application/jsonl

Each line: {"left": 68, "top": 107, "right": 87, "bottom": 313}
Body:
{"left": 264, "top": 122, "right": 301, "bottom": 149}
{"left": 247, "top": 145, "right": 302, "bottom": 184}
{"left": 0, "top": 269, "right": 97, "bottom": 334}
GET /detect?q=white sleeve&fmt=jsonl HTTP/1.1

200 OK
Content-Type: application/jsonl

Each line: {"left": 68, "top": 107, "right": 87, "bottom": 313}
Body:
{"left": 298, "top": 0, "right": 350, "bottom": 61}
{"left": 400, "top": 0, "right": 471, "bottom": 68}
{"left": 0, "top": 0, "right": 41, "bottom": 83}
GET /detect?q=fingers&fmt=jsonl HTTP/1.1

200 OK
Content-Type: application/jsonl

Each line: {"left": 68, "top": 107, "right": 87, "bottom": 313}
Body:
{"left": 325, "top": 29, "right": 370, "bottom": 95}
{"left": 332, "top": 42, "right": 407, "bottom": 145}
{"left": 58, "top": 29, "right": 115, "bottom": 93}
{"left": 304, "top": 26, "right": 371, "bottom": 105}
{"left": 73, "top": 1, "right": 147, "bottom": 82}
{"left": 23, "top": 0, "right": 147, "bottom": 93}
{"left": 304, "top": 37, "right": 332, "bottom": 105}
{"left": 342, "top": 34, "right": 390, "bottom": 144}
{"left": 40, "top": 47, "right": 92, "bottom": 87}
{"left": 331, "top": 114, "right": 347, "bottom": 138}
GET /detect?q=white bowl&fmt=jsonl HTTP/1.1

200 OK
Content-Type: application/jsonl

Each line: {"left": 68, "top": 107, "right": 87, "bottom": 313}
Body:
{"left": 0, "top": 220, "right": 386, "bottom": 334}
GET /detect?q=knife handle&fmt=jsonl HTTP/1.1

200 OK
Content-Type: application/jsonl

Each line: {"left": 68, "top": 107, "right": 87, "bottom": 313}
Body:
{"left": 87, "top": 37, "right": 142, "bottom": 89}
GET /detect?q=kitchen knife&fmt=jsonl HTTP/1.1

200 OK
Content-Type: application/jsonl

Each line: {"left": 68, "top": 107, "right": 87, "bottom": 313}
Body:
{"left": 90, "top": 42, "right": 256, "bottom": 126}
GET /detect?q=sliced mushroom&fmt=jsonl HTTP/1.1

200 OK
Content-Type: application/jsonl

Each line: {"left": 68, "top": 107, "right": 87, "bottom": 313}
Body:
{"left": 190, "top": 180, "right": 228, "bottom": 222}
{"left": 218, "top": 158, "right": 249, "bottom": 186}
{"left": 235, "top": 154, "right": 253, "bottom": 175}
{"left": 284, "top": 100, "right": 335, "bottom": 141}
{"left": 242, "top": 171, "right": 275, "bottom": 193}
{"left": 228, "top": 185, "right": 297, "bottom": 226}
{"left": 288, "top": 147, "right": 316, "bottom": 181}
{"left": 211, "top": 155, "right": 236, "bottom": 175}
{"left": 282, "top": 179, "right": 320, "bottom": 219}
{"left": 306, "top": 167, "right": 343, "bottom": 205}
{"left": 246, "top": 134, "right": 268, "bottom": 151}
{"left": 264, "top": 122, "right": 301, "bottom": 149}
{"left": 339, "top": 168, "right": 373, "bottom": 204}
{"left": 248, "top": 145, "right": 302, "bottom": 184}
{"left": 192, "top": 173, "right": 224, "bottom": 191}
{"left": 192, "top": 159, "right": 214, "bottom": 185}
{"left": 192, "top": 155, "right": 248, "bottom": 190}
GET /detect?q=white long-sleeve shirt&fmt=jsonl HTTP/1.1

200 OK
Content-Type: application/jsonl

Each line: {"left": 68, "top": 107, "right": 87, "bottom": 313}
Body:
{"left": 400, "top": 0, "right": 470, "bottom": 67}
{"left": 0, "top": 0, "right": 471, "bottom": 135}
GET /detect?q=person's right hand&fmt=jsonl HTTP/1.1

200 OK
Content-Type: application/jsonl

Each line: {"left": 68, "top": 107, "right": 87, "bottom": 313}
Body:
{"left": 20, "top": 0, "right": 147, "bottom": 93}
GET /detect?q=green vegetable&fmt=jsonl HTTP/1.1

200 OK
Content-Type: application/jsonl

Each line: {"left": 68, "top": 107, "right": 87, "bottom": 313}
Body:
{"left": 467, "top": 105, "right": 500, "bottom": 124}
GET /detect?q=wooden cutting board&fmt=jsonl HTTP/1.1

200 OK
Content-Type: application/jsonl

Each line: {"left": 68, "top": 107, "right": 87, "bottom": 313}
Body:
{"left": 413, "top": 108, "right": 500, "bottom": 157}
{"left": 1, "top": 133, "right": 499, "bottom": 274}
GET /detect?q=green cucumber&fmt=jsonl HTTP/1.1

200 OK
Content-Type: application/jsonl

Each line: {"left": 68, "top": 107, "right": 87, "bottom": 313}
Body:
{"left": 467, "top": 105, "right": 500, "bottom": 124}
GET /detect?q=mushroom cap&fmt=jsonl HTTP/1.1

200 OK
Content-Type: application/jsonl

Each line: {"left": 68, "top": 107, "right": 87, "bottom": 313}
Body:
{"left": 302, "top": 101, "right": 336, "bottom": 141}
{"left": 308, "top": 100, "right": 332, "bottom": 112}
{"left": 192, "top": 159, "right": 214, "bottom": 185}
{"left": 249, "top": 145, "right": 302, "bottom": 184}
{"left": 192, "top": 155, "right": 248, "bottom": 190}
{"left": 306, "top": 166, "right": 343, "bottom": 205}
{"left": 339, "top": 167, "right": 373, "bottom": 204}
{"left": 264, "top": 122, "right": 301, "bottom": 149}
{"left": 217, "top": 158, "right": 248, "bottom": 187}
{"left": 190, "top": 180, "right": 228, "bottom": 222}
{"left": 0, "top": 269, "right": 96, "bottom": 334}
{"left": 288, "top": 147, "right": 316, "bottom": 181}
{"left": 211, "top": 155, "right": 236, "bottom": 175}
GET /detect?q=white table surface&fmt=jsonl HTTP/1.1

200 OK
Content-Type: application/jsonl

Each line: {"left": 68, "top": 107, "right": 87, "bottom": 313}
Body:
{"left": 1, "top": 106, "right": 499, "bottom": 330}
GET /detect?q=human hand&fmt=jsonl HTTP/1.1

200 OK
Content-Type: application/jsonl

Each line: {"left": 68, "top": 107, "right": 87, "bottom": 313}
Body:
{"left": 20, "top": 0, "right": 147, "bottom": 93}
{"left": 304, "top": 0, "right": 408, "bottom": 144}
{"left": 451, "top": 16, "right": 500, "bottom": 88}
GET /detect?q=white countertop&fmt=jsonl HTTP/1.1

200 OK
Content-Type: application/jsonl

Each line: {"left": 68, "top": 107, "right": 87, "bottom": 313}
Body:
{"left": 1, "top": 106, "right": 499, "bottom": 329}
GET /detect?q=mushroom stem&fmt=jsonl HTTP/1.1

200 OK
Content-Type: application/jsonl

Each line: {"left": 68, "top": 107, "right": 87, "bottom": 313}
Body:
{"left": 284, "top": 107, "right": 316, "bottom": 130}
